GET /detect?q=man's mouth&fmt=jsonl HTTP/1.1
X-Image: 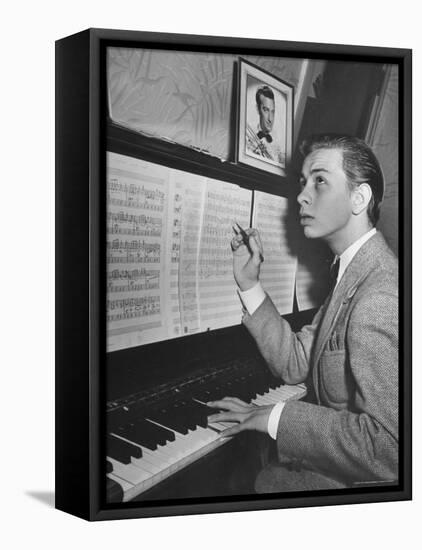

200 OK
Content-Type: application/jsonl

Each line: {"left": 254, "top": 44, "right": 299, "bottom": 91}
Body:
{"left": 300, "top": 214, "right": 314, "bottom": 225}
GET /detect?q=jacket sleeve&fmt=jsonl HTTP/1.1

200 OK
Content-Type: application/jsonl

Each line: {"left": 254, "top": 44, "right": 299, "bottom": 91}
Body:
{"left": 274, "top": 289, "right": 398, "bottom": 483}
{"left": 243, "top": 294, "right": 324, "bottom": 384}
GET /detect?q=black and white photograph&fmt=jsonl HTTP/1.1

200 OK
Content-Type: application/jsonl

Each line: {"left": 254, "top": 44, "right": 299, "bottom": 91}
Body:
{"left": 237, "top": 58, "right": 294, "bottom": 176}
{"left": 87, "top": 34, "right": 411, "bottom": 515}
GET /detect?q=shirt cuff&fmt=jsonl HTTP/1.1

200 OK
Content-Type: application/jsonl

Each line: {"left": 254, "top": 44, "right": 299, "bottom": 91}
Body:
{"left": 237, "top": 282, "right": 266, "bottom": 315}
{"left": 267, "top": 401, "right": 286, "bottom": 440}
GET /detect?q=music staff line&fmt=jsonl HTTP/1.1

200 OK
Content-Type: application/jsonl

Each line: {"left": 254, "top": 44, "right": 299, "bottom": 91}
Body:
{"left": 108, "top": 179, "right": 165, "bottom": 201}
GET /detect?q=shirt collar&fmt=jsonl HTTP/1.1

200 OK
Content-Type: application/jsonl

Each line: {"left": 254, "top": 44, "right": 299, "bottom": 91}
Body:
{"left": 335, "top": 228, "right": 377, "bottom": 288}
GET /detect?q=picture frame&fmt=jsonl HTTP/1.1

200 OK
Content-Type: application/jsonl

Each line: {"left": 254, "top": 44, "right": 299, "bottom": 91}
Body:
{"left": 236, "top": 57, "right": 294, "bottom": 176}
{"left": 56, "top": 28, "right": 412, "bottom": 521}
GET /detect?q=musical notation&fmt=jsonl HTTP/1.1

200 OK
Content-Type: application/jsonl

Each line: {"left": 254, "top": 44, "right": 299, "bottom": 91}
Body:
{"left": 107, "top": 295, "right": 161, "bottom": 322}
{"left": 197, "top": 180, "right": 252, "bottom": 331}
{"left": 108, "top": 179, "right": 165, "bottom": 200}
{"left": 107, "top": 235, "right": 161, "bottom": 266}
{"left": 178, "top": 178, "right": 205, "bottom": 335}
{"left": 107, "top": 268, "right": 160, "bottom": 293}
{"left": 105, "top": 152, "right": 301, "bottom": 352}
{"left": 106, "top": 154, "right": 169, "bottom": 350}
{"left": 252, "top": 191, "right": 296, "bottom": 314}
{"left": 108, "top": 197, "right": 164, "bottom": 212}
{"left": 107, "top": 211, "right": 162, "bottom": 237}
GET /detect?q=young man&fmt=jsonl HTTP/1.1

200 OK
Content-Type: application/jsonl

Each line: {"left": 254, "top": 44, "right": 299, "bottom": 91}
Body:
{"left": 246, "top": 85, "right": 284, "bottom": 164}
{"left": 208, "top": 135, "right": 398, "bottom": 491}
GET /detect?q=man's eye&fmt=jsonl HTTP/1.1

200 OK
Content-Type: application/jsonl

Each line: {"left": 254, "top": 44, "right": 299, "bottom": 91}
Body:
{"left": 315, "top": 176, "right": 325, "bottom": 186}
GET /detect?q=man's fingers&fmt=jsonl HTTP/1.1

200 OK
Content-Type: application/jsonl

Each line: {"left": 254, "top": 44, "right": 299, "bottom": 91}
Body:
{"left": 249, "top": 228, "right": 263, "bottom": 249}
{"left": 208, "top": 411, "right": 245, "bottom": 423}
{"left": 221, "top": 396, "right": 249, "bottom": 405}
{"left": 207, "top": 399, "right": 230, "bottom": 410}
{"left": 248, "top": 235, "right": 264, "bottom": 264}
{"left": 220, "top": 396, "right": 253, "bottom": 409}
{"left": 219, "top": 424, "right": 244, "bottom": 438}
{"left": 207, "top": 398, "right": 251, "bottom": 412}
{"left": 231, "top": 235, "right": 246, "bottom": 252}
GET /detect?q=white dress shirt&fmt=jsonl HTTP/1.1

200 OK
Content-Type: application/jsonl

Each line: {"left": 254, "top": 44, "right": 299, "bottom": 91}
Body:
{"left": 238, "top": 228, "right": 377, "bottom": 439}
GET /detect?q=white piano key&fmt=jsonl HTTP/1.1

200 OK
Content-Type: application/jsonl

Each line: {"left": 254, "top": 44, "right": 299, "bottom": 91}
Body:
{"left": 195, "top": 426, "right": 220, "bottom": 444}
{"left": 108, "top": 457, "right": 152, "bottom": 485}
{"left": 162, "top": 429, "right": 206, "bottom": 459}
{"left": 252, "top": 394, "right": 274, "bottom": 405}
{"left": 132, "top": 452, "right": 163, "bottom": 475}
{"left": 107, "top": 472, "right": 134, "bottom": 491}
{"left": 270, "top": 388, "right": 292, "bottom": 401}
{"left": 110, "top": 432, "right": 173, "bottom": 472}
{"left": 141, "top": 444, "right": 176, "bottom": 469}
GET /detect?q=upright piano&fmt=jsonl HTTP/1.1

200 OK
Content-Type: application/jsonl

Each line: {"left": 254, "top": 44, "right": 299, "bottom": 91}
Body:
{"left": 106, "top": 314, "right": 312, "bottom": 503}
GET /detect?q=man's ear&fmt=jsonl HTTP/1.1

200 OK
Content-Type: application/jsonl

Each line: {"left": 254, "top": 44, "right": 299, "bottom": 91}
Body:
{"left": 352, "top": 183, "right": 372, "bottom": 215}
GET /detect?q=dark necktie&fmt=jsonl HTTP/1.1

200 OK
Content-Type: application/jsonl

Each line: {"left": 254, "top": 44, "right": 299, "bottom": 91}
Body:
{"left": 329, "top": 258, "right": 340, "bottom": 292}
{"left": 257, "top": 131, "right": 273, "bottom": 143}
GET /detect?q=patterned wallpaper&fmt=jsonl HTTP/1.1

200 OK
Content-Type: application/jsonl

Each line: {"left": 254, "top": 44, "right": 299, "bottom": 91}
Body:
{"left": 107, "top": 48, "right": 304, "bottom": 159}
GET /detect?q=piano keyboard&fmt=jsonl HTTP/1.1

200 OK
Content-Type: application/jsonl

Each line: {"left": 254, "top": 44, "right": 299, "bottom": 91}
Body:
{"left": 106, "top": 380, "right": 306, "bottom": 502}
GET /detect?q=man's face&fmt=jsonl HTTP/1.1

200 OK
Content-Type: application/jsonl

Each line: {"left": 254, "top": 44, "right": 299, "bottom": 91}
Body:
{"left": 297, "top": 148, "right": 355, "bottom": 250}
{"left": 257, "top": 95, "right": 275, "bottom": 133}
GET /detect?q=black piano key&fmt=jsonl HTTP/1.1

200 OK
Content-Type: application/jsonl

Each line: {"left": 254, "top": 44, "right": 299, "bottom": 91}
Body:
{"left": 143, "top": 419, "right": 176, "bottom": 443}
{"left": 106, "top": 460, "right": 113, "bottom": 473}
{"left": 233, "top": 387, "right": 253, "bottom": 402}
{"left": 203, "top": 383, "right": 227, "bottom": 400}
{"left": 106, "top": 434, "right": 142, "bottom": 464}
{"left": 191, "top": 401, "right": 222, "bottom": 425}
{"left": 114, "top": 422, "right": 159, "bottom": 451}
{"left": 240, "top": 379, "right": 259, "bottom": 400}
{"left": 147, "top": 408, "right": 189, "bottom": 434}
{"left": 193, "top": 388, "right": 214, "bottom": 402}
{"left": 268, "top": 374, "right": 283, "bottom": 389}
{"left": 254, "top": 374, "right": 270, "bottom": 395}
{"left": 107, "top": 408, "right": 132, "bottom": 432}
{"left": 172, "top": 400, "right": 198, "bottom": 430}
{"left": 133, "top": 418, "right": 176, "bottom": 447}
{"left": 177, "top": 400, "right": 210, "bottom": 428}
{"left": 223, "top": 379, "right": 252, "bottom": 400}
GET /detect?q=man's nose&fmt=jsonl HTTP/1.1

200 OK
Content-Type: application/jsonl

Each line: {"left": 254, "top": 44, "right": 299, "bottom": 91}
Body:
{"left": 297, "top": 186, "right": 311, "bottom": 206}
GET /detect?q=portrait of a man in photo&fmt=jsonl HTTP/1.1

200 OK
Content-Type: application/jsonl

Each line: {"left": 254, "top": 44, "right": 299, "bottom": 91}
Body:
{"left": 245, "top": 82, "right": 286, "bottom": 166}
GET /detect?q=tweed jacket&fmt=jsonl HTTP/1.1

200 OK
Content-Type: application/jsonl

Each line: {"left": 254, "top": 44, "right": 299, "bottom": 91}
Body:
{"left": 243, "top": 232, "right": 398, "bottom": 485}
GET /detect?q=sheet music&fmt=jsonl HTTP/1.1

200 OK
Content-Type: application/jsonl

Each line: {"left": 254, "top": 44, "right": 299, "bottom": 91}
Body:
{"left": 163, "top": 175, "right": 184, "bottom": 339}
{"left": 177, "top": 174, "right": 207, "bottom": 336}
{"left": 252, "top": 191, "right": 297, "bottom": 314}
{"left": 106, "top": 153, "right": 251, "bottom": 351}
{"left": 295, "top": 263, "right": 317, "bottom": 311}
{"left": 106, "top": 153, "right": 322, "bottom": 353}
{"left": 198, "top": 179, "right": 252, "bottom": 330}
{"left": 107, "top": 152, "right": 170, "bottom": 351}
{"left": 295, "top": 236, "right": 330, "bottom": 311}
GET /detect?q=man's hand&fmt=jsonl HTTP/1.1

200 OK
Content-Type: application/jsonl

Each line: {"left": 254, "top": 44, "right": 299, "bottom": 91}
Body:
{"left": 207, "top": 397, "right": 273, "bottom": 438}
{"left": 231, "top": 228, "right": 264, "bottom": 291}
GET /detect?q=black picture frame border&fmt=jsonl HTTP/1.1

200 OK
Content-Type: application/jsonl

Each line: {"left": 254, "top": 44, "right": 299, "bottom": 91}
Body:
{"left": 55, "top": 28, "right": 412, "bottom": 521}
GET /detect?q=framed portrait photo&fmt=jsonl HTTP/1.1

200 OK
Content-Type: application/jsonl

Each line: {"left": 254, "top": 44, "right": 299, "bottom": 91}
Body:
{"left": 237, "top": 58, "right": 294, "bottom": 177}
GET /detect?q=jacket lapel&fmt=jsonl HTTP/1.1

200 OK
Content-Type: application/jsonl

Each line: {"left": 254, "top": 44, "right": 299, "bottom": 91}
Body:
{"left": 311, "top": 232, "right": 384, "bottom": 403}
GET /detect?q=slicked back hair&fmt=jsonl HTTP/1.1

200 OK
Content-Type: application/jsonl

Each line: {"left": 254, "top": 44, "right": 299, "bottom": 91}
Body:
{"left": 256, "top": 85, "right": 275, "bottom": 108}
{"left": 300, "top": 134, "right": 384, "bottom": 226}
